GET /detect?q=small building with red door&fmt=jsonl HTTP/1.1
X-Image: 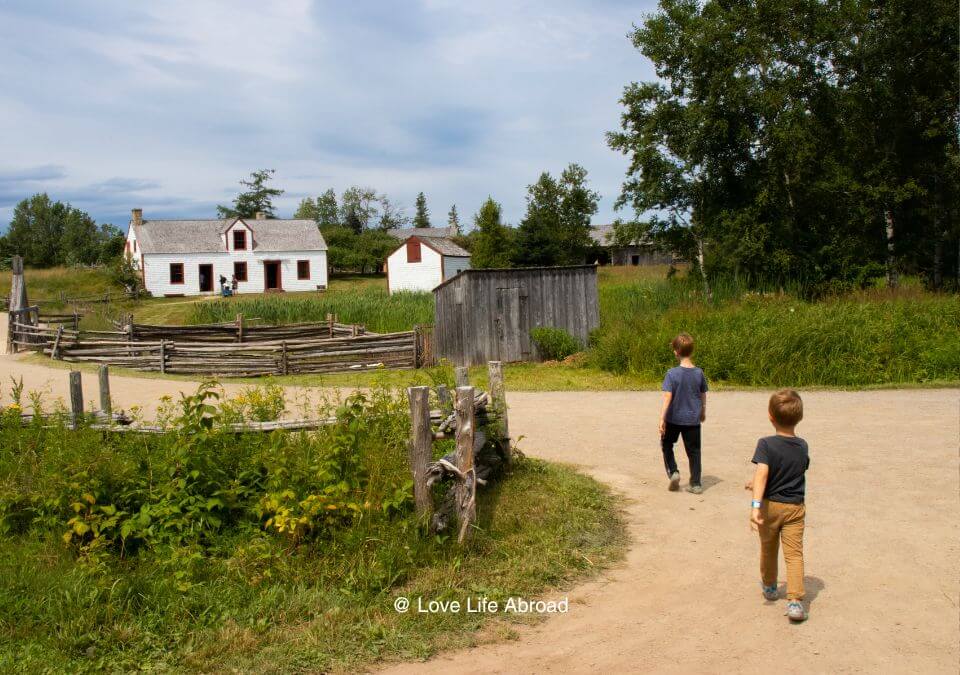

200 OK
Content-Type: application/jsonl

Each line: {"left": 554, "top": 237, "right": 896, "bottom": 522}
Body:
{"left": 124, "top": 209, "right": 328, "bottom": 297}
{"left": 385, "top": 234, "right": 470, "bottom": 294}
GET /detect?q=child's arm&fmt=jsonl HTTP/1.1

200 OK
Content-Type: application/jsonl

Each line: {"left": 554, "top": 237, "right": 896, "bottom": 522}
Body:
{"left": 748, "top": 463, "right": 769, "bottom": 531}
{"left": 659, "top": 392, "right": 672, "bottom": 437}
{"left": 699, "top": 392, "right": 707, "bottom": 423}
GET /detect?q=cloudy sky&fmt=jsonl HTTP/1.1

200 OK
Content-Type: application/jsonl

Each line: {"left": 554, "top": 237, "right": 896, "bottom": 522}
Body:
{"left": 0, "top": 0, "right": 658, "bottom": 231}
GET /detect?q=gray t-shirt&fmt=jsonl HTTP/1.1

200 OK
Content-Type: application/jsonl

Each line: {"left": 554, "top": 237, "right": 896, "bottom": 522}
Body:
{"left": 662, "top": 366, "right": 708, "bottom": 426}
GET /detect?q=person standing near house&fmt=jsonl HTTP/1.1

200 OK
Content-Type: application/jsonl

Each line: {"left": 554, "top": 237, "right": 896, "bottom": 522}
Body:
{"left": 231, "top": 274, "right": 238, "bottom": 294}
{"left": 658, "top": 333, "right": 708, "bottom": 493}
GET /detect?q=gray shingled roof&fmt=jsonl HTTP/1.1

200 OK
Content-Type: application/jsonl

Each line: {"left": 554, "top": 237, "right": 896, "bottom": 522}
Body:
{"left": 591, "top": 223, "right": 653, "bottom": 247}
{"left": 133, "top": 218, "right": 327, "bottom": 254}
{"left": 391, "top": 234, "right": 469, "bottom": 257}
{"left": 388, "top": 226, "right": 454, "bottom": 240}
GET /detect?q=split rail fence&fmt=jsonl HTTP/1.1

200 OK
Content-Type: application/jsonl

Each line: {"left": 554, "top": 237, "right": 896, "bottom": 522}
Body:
{"left": 7, "top": 311, "right": 434, "bottom": 376}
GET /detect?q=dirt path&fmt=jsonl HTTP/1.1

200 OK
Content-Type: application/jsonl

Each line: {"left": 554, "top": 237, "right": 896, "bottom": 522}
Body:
{"left": 1, "top": 355, "right": 957, "bottom": 673}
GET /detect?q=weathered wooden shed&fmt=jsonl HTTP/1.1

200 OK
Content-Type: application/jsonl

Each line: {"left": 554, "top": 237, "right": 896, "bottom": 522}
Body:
{"left": 433, "top": 265, "right": 599, "bottom": 366}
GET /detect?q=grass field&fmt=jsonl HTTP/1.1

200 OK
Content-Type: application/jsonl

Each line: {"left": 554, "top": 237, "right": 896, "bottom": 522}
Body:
{"left": 0, "top": 385, "right": 625, "bottom": 672}
{"left": 9, "top": 265, "right": 960, "bottom": 388}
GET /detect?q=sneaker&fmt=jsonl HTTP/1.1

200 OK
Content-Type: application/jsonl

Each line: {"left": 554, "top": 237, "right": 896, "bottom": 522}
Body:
{"left": 686, "top": 484, "right": 703, "bottom": 495}
{"left": 762, "top": 583, "right": 779, "bottom": 601}
{"left": 786, "top": 600, "right": 807, "bottom": 622}
{"left": 668, "top": 471, "right": 680, "bottom": 491}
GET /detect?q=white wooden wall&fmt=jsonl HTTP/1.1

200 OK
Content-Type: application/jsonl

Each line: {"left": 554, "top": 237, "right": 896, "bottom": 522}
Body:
{"left": 137, "top": 250, "right": 328, "bottom": 296}
{"left": 388, "top": 244, "right": 443, "bottom": 294}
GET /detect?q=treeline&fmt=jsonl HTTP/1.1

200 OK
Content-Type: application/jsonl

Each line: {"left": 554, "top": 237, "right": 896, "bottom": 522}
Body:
{"left": 0, "top": 193, "right": 124, "bottom": 268}
{"left": 608, "top": 0, "right": 959, "bottom": 292}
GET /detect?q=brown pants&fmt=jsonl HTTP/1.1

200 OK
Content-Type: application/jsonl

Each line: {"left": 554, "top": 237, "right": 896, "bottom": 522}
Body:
{"left": 758, "top": 501, "right": 806, "bottom": 600}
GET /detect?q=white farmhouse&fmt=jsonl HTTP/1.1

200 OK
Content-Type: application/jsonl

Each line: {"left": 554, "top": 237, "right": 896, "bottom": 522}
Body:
{"left": 385, "top": 235, "right": 470, "bottom": 294}
{"left": 124, "top": 209, "right": 328, "bottom": 297}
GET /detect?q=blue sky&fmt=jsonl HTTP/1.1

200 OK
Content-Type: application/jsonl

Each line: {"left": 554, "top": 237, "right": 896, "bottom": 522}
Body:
{"left": 0, "top": 0, "right": 658, "bottom": 231}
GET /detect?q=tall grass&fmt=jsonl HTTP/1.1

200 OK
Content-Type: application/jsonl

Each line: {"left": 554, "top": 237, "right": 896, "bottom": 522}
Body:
{"left": 0, "top": 383, "right": 624, "bottom": 672}
{"left": 592, "top": 275, "right": 960, "bottom": 386}
{"left": 0, "top": 266, "right": 123, "bottom": 303}
{"left": 191, "top": 287, "right": 434, "bottom": 333}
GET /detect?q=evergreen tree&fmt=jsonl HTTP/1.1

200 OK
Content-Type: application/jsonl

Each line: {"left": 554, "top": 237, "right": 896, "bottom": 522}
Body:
{"left": 413, "top": 192, "right": 430, "bottom": 228}
{"left": 293, "top": 197, "right": 318, "bottom": 221}
{"left": 447, "top": 204, "right": 461, "bottom": 235}
{"left": 217, "top": 169, "right": 284, "bottom": 219}
{"left": 471, "top": 197, "right": 514, "bottom": 268}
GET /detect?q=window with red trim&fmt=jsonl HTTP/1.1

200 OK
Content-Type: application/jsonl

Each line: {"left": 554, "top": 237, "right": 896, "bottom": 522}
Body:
{"left": 233, "top": 229, "right": 247, "bottom": 250}
{"left": 233, "top": 261, "right": 247, "bottom": 281}
{"left": 297, "top": 260, "right": 310, "bottom": 280}
{"left": 169, "top": 263, "right": 184, "bottom": 284}
{"left": 406, "top": 239, "right": 421, "bottom": 263}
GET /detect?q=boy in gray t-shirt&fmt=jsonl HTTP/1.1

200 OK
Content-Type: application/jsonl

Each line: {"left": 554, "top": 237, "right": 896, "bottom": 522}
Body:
{"left": 658, "top": 333, "right": 708, "bottom": 493}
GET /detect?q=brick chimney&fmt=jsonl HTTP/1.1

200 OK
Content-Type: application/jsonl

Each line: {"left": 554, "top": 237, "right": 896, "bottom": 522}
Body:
{"left": 131, "top": 208, "right": 143, "bottom": 226}
{"left": 255, "top": 211, "right": 266, "bottom": 220}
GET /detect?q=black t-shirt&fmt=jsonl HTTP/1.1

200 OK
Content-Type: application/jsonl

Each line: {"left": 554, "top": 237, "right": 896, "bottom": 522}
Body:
{"left": 751, "top": 435, "right": 810, "bottom": 504}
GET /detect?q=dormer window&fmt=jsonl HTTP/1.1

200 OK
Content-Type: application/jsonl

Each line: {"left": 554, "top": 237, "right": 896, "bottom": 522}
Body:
{"left": 233, "top": 229, "right": 247, "bottom": 250}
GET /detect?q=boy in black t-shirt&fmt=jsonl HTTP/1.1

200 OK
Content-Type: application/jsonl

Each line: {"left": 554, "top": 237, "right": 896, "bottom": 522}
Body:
{"left": 745, "top": 389, "right": 810, "bottom": 622}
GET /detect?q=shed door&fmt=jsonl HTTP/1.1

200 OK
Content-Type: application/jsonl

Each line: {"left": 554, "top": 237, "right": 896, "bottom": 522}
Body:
{"left": 496, "top": 287, "right": 526, "bottom": 362}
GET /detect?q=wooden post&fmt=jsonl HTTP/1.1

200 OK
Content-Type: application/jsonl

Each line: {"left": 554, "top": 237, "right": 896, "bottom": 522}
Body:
{"left": 281, "top": 341, "right": 288, "bottom": 375}
{"left": 9, "top": 255, "right": 27, "bottom": 312}
{"left": 326, "top": 313, "right": 333, "bottom": 338}
{"left": 6, "top": 311, "right": 15, "bottom": 355}
{"left": 407, "top": 386, "right": 433, "bottom": 520}
{"left": 159, "top": 339, "right": 166, "bottom": 374}
{"left": 436, "top": 384, "right": 452, "bottom": 411}
{"left": 69, "top": 371, "right": 83, "bottom": 429}
{"left": 454, "top": 386, "right": 477, "bottom": 544}
{"left": 454, "top": 366, "right": 469, "bottom": 388}
{"left": 236, "top": 313, "right": 244, "bottom": 343}
{"left": 98, "top": 365, "right": 111, "bottom": 418}
{"left": 413, "top": 325, "right": 421, "bottom": 368}
{"left": 488, "top": 360, "right": 511, "bottom": 466}
{"left": 126, "top": 314, "right": 134, "bottom": 343}
{"left": 51, "top": 325, "right": 64, "bottom": 360}
{"left": 351, "top": 324, "right": 358, "bottom": 338}
{"left": 72, "top": 310, "right": 79, "bottom": 332}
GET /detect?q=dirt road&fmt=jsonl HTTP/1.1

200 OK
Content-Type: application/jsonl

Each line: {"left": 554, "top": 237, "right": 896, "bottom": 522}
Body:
{"left": 1, "top": 356, "right": 957, "bottom": 674}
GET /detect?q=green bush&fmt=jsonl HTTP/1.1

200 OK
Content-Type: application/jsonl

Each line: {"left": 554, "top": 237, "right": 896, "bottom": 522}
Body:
{"left": 531, "top": 326, "right": 582, "bottom": 361}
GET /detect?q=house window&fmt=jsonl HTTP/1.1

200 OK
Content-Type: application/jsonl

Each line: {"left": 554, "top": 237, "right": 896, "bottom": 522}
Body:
{"left": 406, "top": 239, "right": 421, "bottom": 263}
{"left": 297, "top": 260, "right": 310, "bottom": 280}
{"left": 169, "top": 263, "right": 184, "bottom": 284}
{"left": 233, "top": 229, "right": 247, "bottom": 250}
{"left": 233, "top": 261, "right": 247, "bottom": 282}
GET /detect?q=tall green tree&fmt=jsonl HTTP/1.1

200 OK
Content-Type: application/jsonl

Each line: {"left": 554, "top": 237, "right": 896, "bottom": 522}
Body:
{"left": 316, "top": 188, "right": 340, "bottom": 228}
{"left": 447, "top": 204, "right": 461, "bottom": 235}
{"left": 515, "top": 164, "right": 600, "bottom": 266}
{"left": 608, "top": 0, "right": 959, "bottom": 291}
{"left": 413, "top": 192, "right": 430, "bottom": 228}
{"left": 293, "top": 197, "right": 318, "bottom": 221}
{"left": 340, "top": 186, "right": 379, "bottom": 233}
{"left": 0, "top": 193, "right": 121, "bottom": 267}
{"left": 217, "top": 169, "right": 284, "bottom": 219}
{"left": 471, "top": 197, "right": 514, "bottom": 268}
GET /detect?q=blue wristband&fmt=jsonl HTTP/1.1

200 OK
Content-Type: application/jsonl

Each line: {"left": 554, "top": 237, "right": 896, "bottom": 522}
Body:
{"left": 751, "top": 499, "right": 762, "bottom": 509}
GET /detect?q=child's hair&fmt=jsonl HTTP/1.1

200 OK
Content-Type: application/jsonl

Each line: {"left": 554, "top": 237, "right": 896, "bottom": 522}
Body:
{"left": 671, "top": 333, "right": 695, "bottom": 357}
{"left": 769, "top": 389, "right": 803, "bottom": 426}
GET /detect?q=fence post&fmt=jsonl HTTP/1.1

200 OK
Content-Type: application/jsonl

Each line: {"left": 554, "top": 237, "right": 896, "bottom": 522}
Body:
{"left": 454, "top": 386, "right": 476, "bottom": 544}
{"left": 126, "top": 314, "right": 134, "bottom": 343}
{"left": 407, "top": 386, "right": 433, "bottom": 520}
{"left": 51, "top": 325, "right": 64, "bottom": 360}
{"left": 159, "top": 339, "right": 166, "bottom": 374}
{"left": 236, "top": 313, "right": 244, "bottom": 343}
{"left": 72, "top": 310, "right": 79, "bottom": 332}
{"left": 6, "top": 311, "right": 15, "bottom": 355}
{"left": 487, "top": 360, "right": 511, "bottom": 466}
{"left": 413, "top": 325, "right": 421, "bottom": 368}
{"left": 326, "top": 313, "right": 333, "bottom": 338}
{"left": 98, "top": 365, "right": 112, "bottom": 418}
{"left": 436, "top": 384, "right": 452, "bottom": 411}
{"left": 281, "top": 341, "right": 288, "bottom": 375}
{"left": 454, "top": 366, "right": 469, "bottom": 388}
{"left": 69, "top": 371, "right": 83, "bottom": 429}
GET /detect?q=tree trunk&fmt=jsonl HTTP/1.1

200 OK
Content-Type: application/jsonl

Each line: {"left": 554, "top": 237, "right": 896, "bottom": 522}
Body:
{"left": 884, "top": 207, "right": 898, "bottom": 288}
{"left": 696, "top": 236, "right": 712, "bottom": 301}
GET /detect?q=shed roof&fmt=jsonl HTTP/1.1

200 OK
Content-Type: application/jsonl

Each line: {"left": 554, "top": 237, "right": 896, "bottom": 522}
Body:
{"left": 390, "top": 234, "right": 470, "bottom": 258}
{"left": 432, "top": 264, "right": 597, "bottom": 292}
{"left": 132, "top": 218, "right": 327, "bottom": 254}
{"left": 388, "top": 226, "right": 455, "bottom": 239}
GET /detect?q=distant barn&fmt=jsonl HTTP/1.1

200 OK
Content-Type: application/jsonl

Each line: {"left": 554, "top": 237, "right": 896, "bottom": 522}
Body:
{"left": 433, "top": 265, "right": 599, "bottom": 366}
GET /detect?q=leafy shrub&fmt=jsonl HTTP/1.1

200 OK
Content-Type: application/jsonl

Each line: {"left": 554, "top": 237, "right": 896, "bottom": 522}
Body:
{"left": 530, "top": 327, "right": 582, "bottom": 361}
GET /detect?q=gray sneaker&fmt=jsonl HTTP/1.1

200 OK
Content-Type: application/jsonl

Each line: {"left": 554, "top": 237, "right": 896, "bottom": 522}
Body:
{"left": 786, "top": 600, "right": 807, "bottom": 622}
{"left": 762, "top": 583, "right": 779, "bottom": 601}
{"left": 668, "top": 472, "right": 680, "bottom": 491}
{"left": 686, "top": 484, "right": 703, "bottom": 495}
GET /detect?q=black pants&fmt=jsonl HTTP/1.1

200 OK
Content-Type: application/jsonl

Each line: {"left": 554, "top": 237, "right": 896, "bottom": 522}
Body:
{"left": 661, "top": 422, "right": 702, "bottom": 486}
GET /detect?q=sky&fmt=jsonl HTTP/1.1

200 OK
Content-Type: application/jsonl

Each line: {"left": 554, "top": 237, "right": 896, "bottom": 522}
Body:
{"left": 0, "top": 0, "right": 659, "bottom": 232}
